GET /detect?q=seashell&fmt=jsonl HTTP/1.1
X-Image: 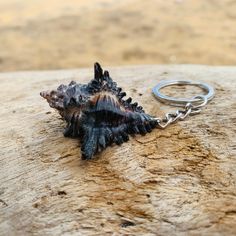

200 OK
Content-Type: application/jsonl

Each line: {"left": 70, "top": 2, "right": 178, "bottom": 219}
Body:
{"left": 40, "top": 63, "right": 157, "bottom": 160}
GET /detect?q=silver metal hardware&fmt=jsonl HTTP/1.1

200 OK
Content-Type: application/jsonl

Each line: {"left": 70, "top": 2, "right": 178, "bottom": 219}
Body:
{"left": 152, "top": 80, "right": 215, "bottom": 128}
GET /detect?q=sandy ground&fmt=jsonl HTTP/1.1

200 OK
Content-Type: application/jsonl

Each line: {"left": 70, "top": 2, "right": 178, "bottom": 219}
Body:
{"left": 0, "top": 0, "right": 235, "bottom": 72}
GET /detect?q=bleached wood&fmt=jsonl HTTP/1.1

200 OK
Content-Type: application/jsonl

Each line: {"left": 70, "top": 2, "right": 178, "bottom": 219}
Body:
{"left": 0, "top": 65, "right": 235, "bottom": 236}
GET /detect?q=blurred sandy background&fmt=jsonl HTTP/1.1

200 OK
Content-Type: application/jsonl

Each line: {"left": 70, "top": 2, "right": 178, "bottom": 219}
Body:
{"left": 0, "top": 0, "right": 235, "bottom": 72}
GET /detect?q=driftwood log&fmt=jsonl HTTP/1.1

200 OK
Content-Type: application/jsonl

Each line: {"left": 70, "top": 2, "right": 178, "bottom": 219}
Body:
{"left": 0, "top": 65, "right": 235, "bottom": 236}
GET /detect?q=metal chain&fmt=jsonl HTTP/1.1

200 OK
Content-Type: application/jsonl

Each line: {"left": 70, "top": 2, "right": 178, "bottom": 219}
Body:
{"left": 152, "top": 95, "right": 208, "bottom": 129}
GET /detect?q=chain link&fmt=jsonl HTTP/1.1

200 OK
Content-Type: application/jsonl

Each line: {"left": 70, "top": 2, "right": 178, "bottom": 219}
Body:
{"left": 152, "top": 95, "right": 208, "bottom": 129}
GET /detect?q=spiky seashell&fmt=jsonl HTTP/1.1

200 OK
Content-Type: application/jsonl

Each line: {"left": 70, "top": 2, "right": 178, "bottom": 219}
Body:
{"left": 40, "top": 63, "right": 157, "bottom": 160}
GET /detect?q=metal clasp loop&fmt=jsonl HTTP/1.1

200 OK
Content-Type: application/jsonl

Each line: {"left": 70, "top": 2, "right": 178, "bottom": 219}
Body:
{"left": 152, "top": 80, "right": 215, "bottom": 129}
{"left": 152, "top": 80, "right": 215, "bottom": 107}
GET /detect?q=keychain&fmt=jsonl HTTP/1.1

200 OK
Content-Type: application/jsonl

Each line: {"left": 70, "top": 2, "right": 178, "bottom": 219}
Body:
{"left": 152, "top": 80, "right": 215, "bottom": 128}
{"left": 40, "top": 63, "right": 215, "bottom": 160}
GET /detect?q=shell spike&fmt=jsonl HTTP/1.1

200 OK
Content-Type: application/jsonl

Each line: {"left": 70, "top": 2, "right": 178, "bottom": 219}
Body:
{"left": 94, "top": 62, "right": 103, "bottom": 81}
{"left": 118, "top": 92, "right": 126, "bottom": 99}
{"left": 126, "top": 97, "right": 132, "bottom": 104}
{"left": 104, "top": 70, "right": 110, "bottom": 77}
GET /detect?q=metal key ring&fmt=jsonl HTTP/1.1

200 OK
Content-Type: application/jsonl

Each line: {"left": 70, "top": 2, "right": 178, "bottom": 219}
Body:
{"left": 152, "top": 80, "right": 215, "bottom": 107}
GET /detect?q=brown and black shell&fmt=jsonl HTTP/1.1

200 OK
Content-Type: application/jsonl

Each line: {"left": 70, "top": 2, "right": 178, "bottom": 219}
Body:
{"left": 40, "top": 63, "right": 157, "bottom": 160}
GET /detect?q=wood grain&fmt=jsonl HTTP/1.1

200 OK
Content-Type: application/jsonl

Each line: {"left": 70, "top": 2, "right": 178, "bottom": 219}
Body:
{"left": 0, "top": 65, "right": 235, "bottom": 235}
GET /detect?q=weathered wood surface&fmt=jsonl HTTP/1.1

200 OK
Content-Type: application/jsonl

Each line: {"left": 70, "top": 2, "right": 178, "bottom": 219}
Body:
{"left": 0, "top": 65, "right": 235, "bottom": 236}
